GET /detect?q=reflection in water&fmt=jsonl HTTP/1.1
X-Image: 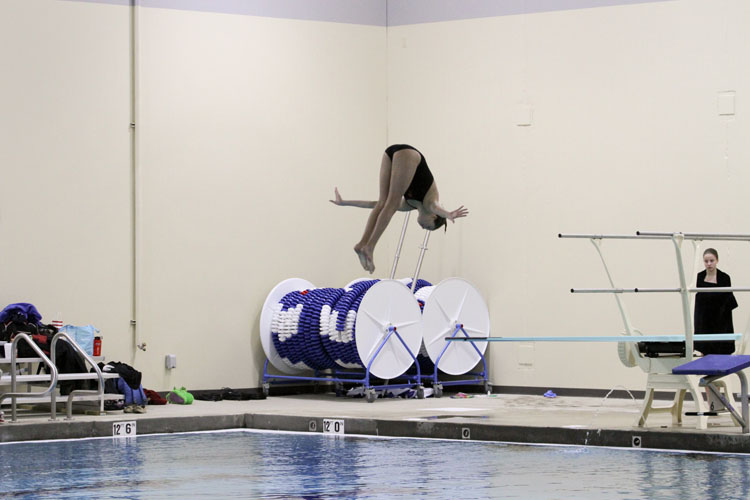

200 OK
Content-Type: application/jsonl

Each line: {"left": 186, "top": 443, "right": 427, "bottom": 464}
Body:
{"left": 637, "top": 449, "right": 750, "bottom": 500}
{"left": 0, "top": 436, "right": 145, "bottom": 499}
{"left": 1, "top": 431, "right": 749, "bottom": 499}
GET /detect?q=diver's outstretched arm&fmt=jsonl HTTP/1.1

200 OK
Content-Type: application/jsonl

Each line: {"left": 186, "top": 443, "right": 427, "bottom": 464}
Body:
{"left": 330, "top": 187, "right": 376, "bottom": 209}
{"left": 330, "top": 187, "right": 412, "bottom": 211}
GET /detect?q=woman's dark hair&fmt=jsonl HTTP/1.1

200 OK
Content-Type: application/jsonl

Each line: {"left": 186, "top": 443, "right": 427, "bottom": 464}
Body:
{"left": 433, "top": 216, "right": 447, "bottom": 232}
{"left": 703, "top": 248, "right": 719, "bottom": 259}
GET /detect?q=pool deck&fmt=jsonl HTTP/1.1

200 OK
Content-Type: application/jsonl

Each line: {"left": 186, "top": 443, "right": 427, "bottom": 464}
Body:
{"left": 2, "top": 392, "right": 749, "bottom": 454}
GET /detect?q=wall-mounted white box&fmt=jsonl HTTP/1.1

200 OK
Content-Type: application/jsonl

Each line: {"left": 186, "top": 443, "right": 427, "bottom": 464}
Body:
{"left": 165, "top": 354, "right": 177, "bottom": 369}
{"left": 718, "top": 91, "right": 736, "bottom": 116}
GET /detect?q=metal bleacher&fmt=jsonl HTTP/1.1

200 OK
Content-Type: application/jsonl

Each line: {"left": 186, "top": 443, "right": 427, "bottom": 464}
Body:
{"left": 0, "top": 332, "right": 122, "bottom": 422}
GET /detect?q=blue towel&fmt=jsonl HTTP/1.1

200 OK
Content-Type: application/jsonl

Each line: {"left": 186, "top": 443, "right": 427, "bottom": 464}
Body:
{"left": 0, "top": 303, "right": 43, "bottom": 324}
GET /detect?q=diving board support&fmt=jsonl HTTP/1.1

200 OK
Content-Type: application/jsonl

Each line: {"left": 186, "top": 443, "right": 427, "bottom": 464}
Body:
{"left": 671, "top": 233, "right": 694, "bottom": 356}
{"left": 561, "top": 230, "right": 749, "bottom": 431}
{"left": 638, "top": 373, "right": 708, "bottom": 430}
{"left": 589, "top": 238, "right": 636, "bottom": 337}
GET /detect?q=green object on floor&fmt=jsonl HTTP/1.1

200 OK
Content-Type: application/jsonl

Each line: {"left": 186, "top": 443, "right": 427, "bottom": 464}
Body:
{"left": 168, "top": 387, "right": 194, "bottom": 405}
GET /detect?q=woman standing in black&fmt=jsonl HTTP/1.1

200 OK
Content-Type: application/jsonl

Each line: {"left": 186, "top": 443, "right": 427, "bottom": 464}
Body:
{"left": 694, "top": 248, "right": 738, "bottom": 355}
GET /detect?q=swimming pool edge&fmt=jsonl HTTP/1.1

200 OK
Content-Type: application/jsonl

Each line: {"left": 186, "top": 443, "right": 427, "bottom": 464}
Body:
{"left": 4, "top": 412, "right": 747, "bottom": 454}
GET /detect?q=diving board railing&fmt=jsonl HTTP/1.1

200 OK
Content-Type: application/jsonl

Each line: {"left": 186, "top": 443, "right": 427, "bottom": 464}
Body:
{"left": 558, "top": 231, "right": 750, "bottom": 358}
{"left": 449, "top": 231, "right": 748, "bottom": 431}
{"left": 562, "top": 231, "right": 748, "bottom": 430}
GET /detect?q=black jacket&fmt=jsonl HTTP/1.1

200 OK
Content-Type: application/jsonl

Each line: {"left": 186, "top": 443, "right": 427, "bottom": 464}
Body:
{"left": 694, "top": 269, "right": 738, "bottom": 354}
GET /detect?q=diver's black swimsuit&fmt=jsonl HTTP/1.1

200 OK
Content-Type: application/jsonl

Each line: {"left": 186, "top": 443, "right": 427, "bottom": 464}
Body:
{"left": 384, "top": 144, "right": 434, "bottom": 203}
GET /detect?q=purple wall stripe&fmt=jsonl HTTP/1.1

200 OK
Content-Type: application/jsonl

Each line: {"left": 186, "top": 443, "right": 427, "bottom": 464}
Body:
{"left": 61, "top": 0, "right": 386, "bottom": 25}
{"left": 62, "top": 0, "right": 131, "bottom": 5}
{"left": 144, "top": 0, "right": 386, "bottom": 26}
{"left": 61, "top": 0, "right": 675, "bottom": 26}
{"left": 387, "top": 0, "right": 676, "bottom": 26}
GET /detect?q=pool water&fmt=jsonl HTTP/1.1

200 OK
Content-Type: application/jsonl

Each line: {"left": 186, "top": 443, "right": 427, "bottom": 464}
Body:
{"left": 1, "top": 430, "right": 749, "bottom": 499}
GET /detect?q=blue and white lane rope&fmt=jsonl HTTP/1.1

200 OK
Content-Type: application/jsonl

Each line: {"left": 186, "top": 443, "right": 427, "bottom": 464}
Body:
{"left": 270, "top": 279, "right": 432, "bottom": 372}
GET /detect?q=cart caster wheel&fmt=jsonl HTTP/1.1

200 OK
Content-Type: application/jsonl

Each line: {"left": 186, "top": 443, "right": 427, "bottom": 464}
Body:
{"left": 434, "top": 384, "right": 443, "bottom": 398}
{"left": 417, "top": 386, "right": 425, "bottom": 399}
{"left": 484, "top": 381, "right": 491, "bottom": 395}
{"left": 262, "top": 383, "right": 270, "bottom": 397}
{"left": 366, "top": 389, "right": 377, "bottom": 403}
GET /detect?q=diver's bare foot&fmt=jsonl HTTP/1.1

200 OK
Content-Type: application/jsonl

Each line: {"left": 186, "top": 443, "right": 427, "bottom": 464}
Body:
{"left": 362, "top": 247, "right": 375, "bottom": 274}
{"left": 354, "top": 245, "right": 369, "bottom": 271}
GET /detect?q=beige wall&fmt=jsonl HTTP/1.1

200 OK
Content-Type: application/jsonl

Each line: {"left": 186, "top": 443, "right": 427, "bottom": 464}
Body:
{"left": 387, "top": 0, "right": 750, "bottom": 392}
{"left": 136, "top": 7, "right": 386, "bottom": 389}
{"left": 3, "top": 0, "right": 750, "bottom": 394}
{"left": 1, "top": 1, "right": 386, "bottom": 391}
{"left": 0, "top": 0, "right": 134, "bottom": 359}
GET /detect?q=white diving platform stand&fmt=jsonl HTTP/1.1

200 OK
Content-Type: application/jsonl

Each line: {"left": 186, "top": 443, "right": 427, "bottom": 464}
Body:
{"left": 564, "top": 231, "right": 748, "bottom": 431}
{"left": 450, "top": 231, "right": 748, "bottom": 432}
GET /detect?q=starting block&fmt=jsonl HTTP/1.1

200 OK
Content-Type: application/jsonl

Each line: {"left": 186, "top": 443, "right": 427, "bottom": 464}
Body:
{"left": 672, "top": 355, "right": 750, "bottom": 433}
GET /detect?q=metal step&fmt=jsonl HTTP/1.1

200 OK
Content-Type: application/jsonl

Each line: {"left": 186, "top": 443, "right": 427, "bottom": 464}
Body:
{"left": 1, "top": 372, "right": 120, "bottom": 384}
{"left": 1, "top": 393, "right": 125, "bottom": 406}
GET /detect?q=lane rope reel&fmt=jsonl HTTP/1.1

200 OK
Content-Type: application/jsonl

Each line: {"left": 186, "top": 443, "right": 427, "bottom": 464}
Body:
{"left": 261, "top": 278, "right": 425, "bottom": 379}
{"left": 260, "top": 277, "right": 490, "bottom": 379}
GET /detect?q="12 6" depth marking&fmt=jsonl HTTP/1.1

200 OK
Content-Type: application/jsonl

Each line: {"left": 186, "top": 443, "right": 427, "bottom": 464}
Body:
{"left": 113, "top": 421, "right": 136, "bottom": 438}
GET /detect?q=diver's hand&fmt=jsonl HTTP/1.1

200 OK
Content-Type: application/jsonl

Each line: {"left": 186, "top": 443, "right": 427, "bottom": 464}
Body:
{"left": 448, "top": 205, "right": 469, "bottom": 222}
{"left": 329, "top": 187, "right": 343, "bottom": 206}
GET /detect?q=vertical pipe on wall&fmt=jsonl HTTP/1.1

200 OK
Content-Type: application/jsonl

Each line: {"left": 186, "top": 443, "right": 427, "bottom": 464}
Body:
{"left": 129, "top": 0, "right": 142, "bottom": 357}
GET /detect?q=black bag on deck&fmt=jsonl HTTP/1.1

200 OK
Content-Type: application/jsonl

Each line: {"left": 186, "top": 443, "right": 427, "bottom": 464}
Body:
{"left": 0, "top": 320, "right": 56, "bottom": 357}
{"left": 0, "top": 319, "right": 88, "bottom": 395}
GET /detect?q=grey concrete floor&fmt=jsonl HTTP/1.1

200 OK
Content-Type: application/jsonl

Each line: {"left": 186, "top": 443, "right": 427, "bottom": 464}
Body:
{"left": 2, "top": 391, "right": 749, "bottom": 453}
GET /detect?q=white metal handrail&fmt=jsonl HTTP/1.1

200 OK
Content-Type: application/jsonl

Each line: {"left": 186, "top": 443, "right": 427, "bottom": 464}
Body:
{"left": 50, "top": 332, "right": 107, "bottom": 420}
{"left": 0, "top": 333, "right": 59, "bottom": 422}
{"left": 637, "top": 231, "right": 750, "bottom": 241}
{"left": 559, "top": 233, "right": 662, "bottom": 240}
{"left": 390, "top": 212, "right": 411, "bottom": 279}
{"left": 387, "top": 211, "right": 432, "bottom": 292}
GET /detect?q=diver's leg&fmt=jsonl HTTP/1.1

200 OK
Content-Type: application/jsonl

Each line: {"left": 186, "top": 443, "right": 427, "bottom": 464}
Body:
{"left": 355, "top": 153, "right": 391, "bottom": 271}
{"left": 360, "top": 150, "right": 419, "bottom": 272}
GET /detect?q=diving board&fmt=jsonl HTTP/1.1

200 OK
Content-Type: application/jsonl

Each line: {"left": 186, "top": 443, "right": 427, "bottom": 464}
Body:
{"left": 446, "top": 334, "right": 742, "bottom": 343}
